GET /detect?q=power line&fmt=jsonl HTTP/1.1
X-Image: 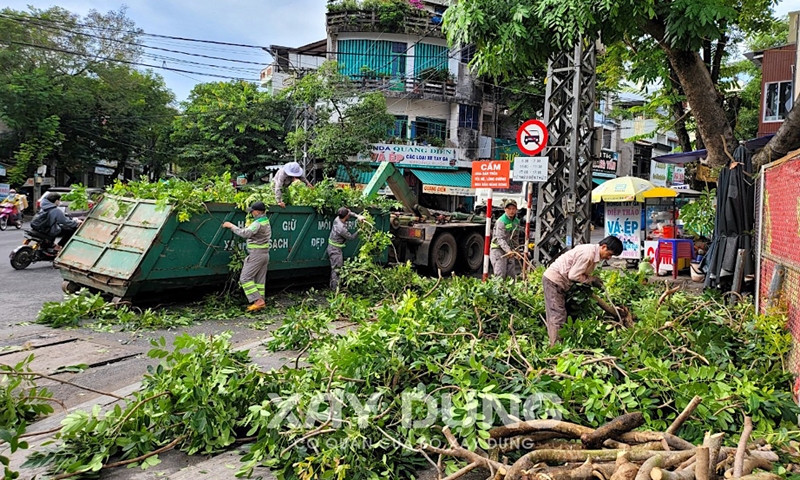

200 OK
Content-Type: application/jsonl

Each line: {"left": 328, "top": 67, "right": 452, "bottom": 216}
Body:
{"left": 0, "top": 14, "right": 269, "bottom": 66}
{"left": 5, "top": 40, "right": 256, "bottom": 81}
{"left": 0, "top": 12, "right": 269, "bottom": 49}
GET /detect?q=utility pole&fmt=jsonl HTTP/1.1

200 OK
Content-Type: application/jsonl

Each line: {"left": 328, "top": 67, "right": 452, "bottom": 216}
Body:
{"left": 302, "top": 103, "right": 313, "bottom": 183}
{"left": 533, "top": 38, "right": 596, "bottom": 265}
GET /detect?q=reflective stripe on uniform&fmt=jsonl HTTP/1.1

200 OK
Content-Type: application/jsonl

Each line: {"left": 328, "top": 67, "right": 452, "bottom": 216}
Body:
{"left": 247, "top": 243, "right": 271, "bottom": 249}
{"left": 328, "top": 240, "right": 346, "bottom": 248}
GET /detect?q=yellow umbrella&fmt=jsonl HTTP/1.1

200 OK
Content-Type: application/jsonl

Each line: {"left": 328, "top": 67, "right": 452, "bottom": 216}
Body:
{"left": 641, "top": 187, "right": 678, "bottom": 199}
{"left": 591, "top": 176, "right": 656, "bottom": 203}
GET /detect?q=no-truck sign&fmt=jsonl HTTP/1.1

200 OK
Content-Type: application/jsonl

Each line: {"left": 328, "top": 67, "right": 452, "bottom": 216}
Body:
{"left": 516, "top": 119, "right": 548, "bottom": 156}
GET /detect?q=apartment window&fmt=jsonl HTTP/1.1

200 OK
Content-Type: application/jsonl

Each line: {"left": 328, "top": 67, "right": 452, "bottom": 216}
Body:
{"left": 764, "top": 81, "right": 793, "bottom": 122}
{"left": 602, "top": 129, "right": 612, "bottom": 149}
{"left": 458, "top": 104, "right": 480, "bottom": 129}
{"left": 412, "top": 117, "right": 447, "bottom": 143}
{"left": 337, "top": 39, "right": 406, "bottom": 78}
{"left": 389, "top": 115, "right": 408, "bottom": 139}
{"left": 460, "top": 44, "right": 476, "bottom": 64}
{"left": 414, "top": 43, "right": 449, "bottom": 78}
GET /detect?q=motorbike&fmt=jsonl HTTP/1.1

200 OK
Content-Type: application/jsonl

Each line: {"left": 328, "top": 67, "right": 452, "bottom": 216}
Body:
{"left": 10, "top": 229, "right": 58, "bottom": 270}
{"left": 0, "top": 203, "right": 22, "bottom": 231}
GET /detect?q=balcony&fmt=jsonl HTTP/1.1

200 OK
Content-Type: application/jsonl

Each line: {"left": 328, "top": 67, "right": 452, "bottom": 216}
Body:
{"left": 355, "top": 76, "right": 456, "bottom": 101}
{"left": 326, "top": 10, "right": 444, "bottom": 39}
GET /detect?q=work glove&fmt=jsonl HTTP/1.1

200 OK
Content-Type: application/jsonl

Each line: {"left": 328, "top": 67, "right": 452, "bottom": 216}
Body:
{"left": 590, "top": 277, "right": 604, "bottom": 289}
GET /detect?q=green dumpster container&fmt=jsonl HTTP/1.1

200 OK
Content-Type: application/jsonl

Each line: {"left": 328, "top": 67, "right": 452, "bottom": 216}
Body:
{"left": 56, "top": 195, "right": 389, "bottom": 300}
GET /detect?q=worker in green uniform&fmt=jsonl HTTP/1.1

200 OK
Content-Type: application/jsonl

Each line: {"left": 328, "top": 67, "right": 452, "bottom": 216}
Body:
{"left": 222, "top": 201, "right": 272, "bottom": 311}
{"left": 327, "top": 207, "right": 364, "bottom": 290}
{"left": 490, "top": 199, "right": 520, "bottom": 278}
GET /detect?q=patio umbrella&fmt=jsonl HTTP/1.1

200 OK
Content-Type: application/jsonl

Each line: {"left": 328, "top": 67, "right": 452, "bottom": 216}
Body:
{"left": 703, "top": 144, "right": 755, "bottom": 290}
{"left": 591, "top": 176, "right": 656, "bottom": 203}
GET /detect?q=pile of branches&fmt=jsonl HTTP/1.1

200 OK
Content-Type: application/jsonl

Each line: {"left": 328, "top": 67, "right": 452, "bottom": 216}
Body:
{"left": 426, "top": 407, "right": 782, "bottom": 480}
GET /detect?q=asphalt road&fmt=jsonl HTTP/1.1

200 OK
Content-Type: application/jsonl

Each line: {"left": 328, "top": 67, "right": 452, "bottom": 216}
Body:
{"left": 0, "top": 224, "right": 64, "bottom": 326}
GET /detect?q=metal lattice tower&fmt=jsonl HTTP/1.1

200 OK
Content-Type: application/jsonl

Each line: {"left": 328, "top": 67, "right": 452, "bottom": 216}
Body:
{"left": 533, "top": 39, "right": 596, "bottom": 265}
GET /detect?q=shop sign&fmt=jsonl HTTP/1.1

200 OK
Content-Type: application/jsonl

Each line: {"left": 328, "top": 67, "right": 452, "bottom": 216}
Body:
{"left": 593, "top": 150, "right": 618, "bottom": 177}
{"left": 471, "top": 160, "right": 511, "bottom": 189}
{"left": 359, "top": 143, "right": 460, "bottom": 168}
{"left": 422, "top": 184, "right": 475, "bottom": 196}
{"left": 0, "top": 184, "right": 9, "bottom": 198}
{"left": 650, "top": 161, "right": 686, "bottom": 187}
{"left": 95, "top": 166, "right": 115, "bottom": 175}
{"left": 23, "top": 177, "right": 55, "bottom": 187}
{"left": 604, "top": 203, "right": 641, "bottom": 259}
{"left": 0, "top": 166, "right": 6, "bottom": 176}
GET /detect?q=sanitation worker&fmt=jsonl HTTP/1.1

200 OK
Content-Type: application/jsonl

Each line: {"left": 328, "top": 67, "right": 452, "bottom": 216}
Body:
{"left": 327, "top": 207, "right": 364, "bottom": 290}
{"left": 490, "top": 199, "right": 520, "bottom": 278}
{"left": 222, "top": 201, "right": 272, "bottom": 312}
{"left": 272, "top": 162, "right": 313, "bottom": 208}
{"left": 542, "top": 236, "right": 623, "bottom": 347}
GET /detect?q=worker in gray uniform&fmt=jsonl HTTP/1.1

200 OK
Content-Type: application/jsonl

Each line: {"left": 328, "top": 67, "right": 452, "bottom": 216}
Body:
{"left": 490, "top": 199, "right": 520, "bottom": 278}
{"left": 222, "top": 201, "right": 272, "bottom": 311}
{"left": 273, "top": 161, "right": 313, "bottom": 208}
{"left": 327, "top": 207, "right": 364, "bottom": 290}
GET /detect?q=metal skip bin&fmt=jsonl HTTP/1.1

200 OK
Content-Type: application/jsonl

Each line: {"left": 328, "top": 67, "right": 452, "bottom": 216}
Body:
{"left": 56, "top": 196, "right": 389, "bottom": 300}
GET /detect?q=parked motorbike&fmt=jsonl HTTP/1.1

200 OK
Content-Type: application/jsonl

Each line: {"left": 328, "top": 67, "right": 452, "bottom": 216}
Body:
{"left": 10, "top": 229, "right": 58, "bottom": 270}
{"left": 0, "top": 203, "right": 22, "bottom": 231}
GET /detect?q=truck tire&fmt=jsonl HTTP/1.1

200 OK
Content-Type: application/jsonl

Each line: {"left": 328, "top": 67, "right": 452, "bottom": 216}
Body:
{"left": 429, "top": 232, "right": 457, "bottom": 275}
{"left": 458, "top": 232, "right": 484, "bottom": 272}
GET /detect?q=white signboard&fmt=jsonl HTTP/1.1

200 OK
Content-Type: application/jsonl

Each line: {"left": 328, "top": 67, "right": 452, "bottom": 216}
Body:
{"left": 422, "top": 184, "right": 475, "bottom": 196}
{"left": 650, "top": 161, "right": 669, "bottom": 187}
{"left": 0, "top": 166, "right": 6, "bottom": 176}
{"left": 23, "top": 177, "right": 55, "bottom": 187}
{"left": 359, "top": 143, "right": 459, "bottom": 168}
{"left": 512, "top": 156, "right": 548, "bottom": 182}
{"left": 0, "top": 183, "right": 9, "bottom": 198}
{"left": 95, "top": 166, "right": 115, "bottom": 175}
{"left": 604, "top": 203, "right": 642, "bottom": 259}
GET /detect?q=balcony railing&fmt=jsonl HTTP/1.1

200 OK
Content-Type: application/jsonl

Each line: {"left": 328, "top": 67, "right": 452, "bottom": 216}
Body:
{"left": 355, "top": 76, "right": 456, "bottom": 100}
{"left": 326, "top": 10, "right": 444, "bottom": 38}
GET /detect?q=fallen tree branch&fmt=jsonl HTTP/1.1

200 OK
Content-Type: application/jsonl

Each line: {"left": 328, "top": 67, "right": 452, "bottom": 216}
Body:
{"left": 489, "top": 419, "right": 592, "bottom": 440}
{"left": 666, "top": 396, "right": 702, "bottom": 435}
{"left": 441, "top": 461, "right": 480, "bottom": 480}
{"left": 582, "top": 413, "right": 645, "bottom": 448}
{"left": 724, "top": 456, "right": 773, "bottom": 479}
{"left": 695, "top": 446, "right": 709, "bottom": 480}
{"left": 732, "top": 416, "right": 753, "bottom": 478}
{"left": 635, "top": 455, "right": 663, "bottom": 480}
{"left": 2, "top": 370, "right": 126, "bottom": 400}
{"left": 650, "top": 464, "right": 695, "bottom": 480}
{"left": 422, "top": 427, "right": 506, "bottom": 476}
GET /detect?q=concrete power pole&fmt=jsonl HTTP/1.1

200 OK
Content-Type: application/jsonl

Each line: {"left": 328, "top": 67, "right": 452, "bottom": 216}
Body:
{"left": 533, "top": 39, "right": 596, "bottom": 265}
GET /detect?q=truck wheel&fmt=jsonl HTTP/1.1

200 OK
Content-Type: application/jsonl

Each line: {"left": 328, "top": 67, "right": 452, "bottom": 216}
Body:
{"left": 458, "top": 232, "right": 484, "bottom": 272}
{"left": 429, "top": 233, "right": 457, "bottom": 275}
{"left": 62, "top": 280, "right": 80, "bottom": 294}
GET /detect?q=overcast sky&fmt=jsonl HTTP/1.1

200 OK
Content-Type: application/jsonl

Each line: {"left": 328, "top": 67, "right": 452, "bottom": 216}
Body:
{"left": 3, "top": 0, "right": 799, "bottom": 103}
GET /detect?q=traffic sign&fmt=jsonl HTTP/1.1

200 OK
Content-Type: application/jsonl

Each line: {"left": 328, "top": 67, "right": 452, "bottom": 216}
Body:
{"left": 513, "top": 156, "right": 549, "bottom": 182}
{"left": 516, "top": 119, "right": 548, "bottom": 156}
{"left": 471, "top": 160, "right": 510, "bottom": 189}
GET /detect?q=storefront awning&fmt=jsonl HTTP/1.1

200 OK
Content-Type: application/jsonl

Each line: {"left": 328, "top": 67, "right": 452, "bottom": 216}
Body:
{"left": 652, "top": 134, "right": 774, "bottom": 165}
{"left": 411, "top": 169, "right": 475, "bottom": 196}
{"left": 592, "top": 178, "right": 609, "bottom": 185}
{"left": 335, "top": 165, "right": 396, "bottom": 185}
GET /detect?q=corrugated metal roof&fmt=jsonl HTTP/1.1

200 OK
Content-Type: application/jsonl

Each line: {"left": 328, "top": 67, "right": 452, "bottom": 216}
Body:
{"left": 410, "top": 169, "right": 472, "bottom": 188}
{"left": 335, "top": 165, "right": 376, "bottom": 185}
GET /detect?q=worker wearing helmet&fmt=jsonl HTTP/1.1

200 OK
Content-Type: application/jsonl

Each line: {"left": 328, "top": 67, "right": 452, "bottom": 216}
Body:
{"left": 490, "top": 199, "right": 520, "bottom": 278}
{"left": 222, "top": 201, "right": 272, "bottom": 311}
{"left": 327, "top": 207, "right": 364, "bottom": 291}
{"left": 272, "top": 162, "right": 313, "bottom": 208}
{"left": 1, "top": 189, "right": 28, "bottom": 224}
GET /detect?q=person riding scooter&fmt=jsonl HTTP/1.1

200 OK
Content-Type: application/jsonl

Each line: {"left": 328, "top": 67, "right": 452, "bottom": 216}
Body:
{"left": 30, "top": 194, "right": 82, "bottom": 251}
{"left": 1, "top": 189, "right": 27, "bottom": 225}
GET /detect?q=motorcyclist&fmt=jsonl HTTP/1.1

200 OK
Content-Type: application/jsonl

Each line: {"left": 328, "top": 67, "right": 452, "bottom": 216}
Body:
{"left": 1, "top": 189, "right": 28, "bottom": 224}
{"left": 30, "top": 193, "right": 81, "bottom": 251}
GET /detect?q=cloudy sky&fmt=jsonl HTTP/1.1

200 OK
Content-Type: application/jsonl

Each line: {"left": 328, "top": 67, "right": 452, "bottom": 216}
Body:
{"left": 3, "top": 0, "right": 329, "bottom": 102}
{"left": 3, "top": 0, "right": 800, "bottom": 103}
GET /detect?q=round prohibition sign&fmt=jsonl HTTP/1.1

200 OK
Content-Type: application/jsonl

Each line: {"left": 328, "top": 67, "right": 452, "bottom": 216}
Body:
{"left": 516, "top": 119, "right": 548, "bottom": 156}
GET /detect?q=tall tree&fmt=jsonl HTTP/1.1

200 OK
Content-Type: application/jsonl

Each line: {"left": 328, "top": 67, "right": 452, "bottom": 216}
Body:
{"left": 170, "top": 81, "right": 292, "bottom": 179}
{"left": 283, "top": 61, "right": 395, "bottom": 180}
{"left": 0, "top": 6, "right": 173, "bottom": 185}
{"left": 443, "top": 0, "right": 800, "bottom": 168}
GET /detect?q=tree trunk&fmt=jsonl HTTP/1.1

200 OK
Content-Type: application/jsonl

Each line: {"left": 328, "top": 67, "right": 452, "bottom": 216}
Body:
{"left": 664, "top": 48, "right": 734, "bottom": 167}
{"left": 753, "top": 102, "right": 800, "bottom": 169}
{"left": 671, "top": 100, "right": 693, "bottom": 153}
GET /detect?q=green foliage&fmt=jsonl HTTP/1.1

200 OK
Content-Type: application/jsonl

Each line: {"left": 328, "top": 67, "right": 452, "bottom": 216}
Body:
{"left": 24, "top": 262, "right": 799, "bottom": 479}
{"left": 36, "top": 290, "right": 256, "bottom": 331}
{"left": 283, "top": 61, "right": 396, "bottom": 176}
{"left": 1, "top": 355, "right": 55, "bottom": 479}
{"left": 24, "top": 333, "right": 268, "bottom": 476}
{"left": 60, "top": 183, "right": 90, "bottom": 211}
{"left": 170, "top": 81, "right": 292, "bottom": 179}
{"left": 680, "top": 188, "right": 716, "bottom": 238}
{"left": 106, "top": 173, "right": 237, "bottom": 222}
{"left": 0, "top": 7, "right": 174, "bottom": 185}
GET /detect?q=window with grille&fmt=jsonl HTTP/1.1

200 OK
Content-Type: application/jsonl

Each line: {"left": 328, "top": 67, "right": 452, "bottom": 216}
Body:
{"left": 389, "top": 115, "right": 408, "bottom": 139}
{"left": 458, "top": 104, "right": 480, "bottom": 129}
{"left": 764, "top": 81, "right": 793, "bottom": 122}
{"left": 412, "top": 117, "right": 447, "bottom": 142}
{"left": 336, "top": 39, "right": 407, "bottom": 78}
{"left": 414, "top": 43, "right": 449, "bottom": 78}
